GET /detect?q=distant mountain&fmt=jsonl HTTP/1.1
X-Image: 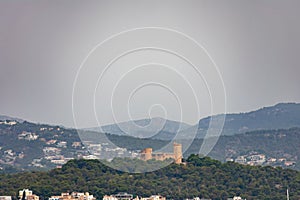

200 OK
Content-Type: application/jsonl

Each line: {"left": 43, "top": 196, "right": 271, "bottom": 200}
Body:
{"left": 86, "top": 103, "right": 300, "bottom": 140}
{"left": 86, "top": 117, "right": 192, "bottom": 140}
{"left": 176, "top": 102, "right": 300, "bottom": 139}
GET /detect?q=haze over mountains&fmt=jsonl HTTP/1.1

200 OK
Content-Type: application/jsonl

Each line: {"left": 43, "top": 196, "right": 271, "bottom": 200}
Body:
{"left": 2, "top": 103, "right": 300, "bottom": 140}
{"left": 86, "top": 118, "right": 192, "bottom": 140}
{"left": 0, "top": 102, "right": 300, "bottom": 171}
{"left": 85, "top": 103, "right": 300, "bottom": 140}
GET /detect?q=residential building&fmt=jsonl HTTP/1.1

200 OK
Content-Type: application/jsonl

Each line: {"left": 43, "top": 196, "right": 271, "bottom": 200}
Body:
{"left": 235, "top": 156, "right": 246, "bottom": 164}
{"left": 0, "top": 196, "right": 12, "bottom": 200}
{"left": 112, "top": 193, "right": 133, "bottom": 200}
{"left": 227, "top": 197, "right": 245, "bottom": 200}
{"left": 57, "top": 141, "right": 67, "bottom": 148}
{"left": 103, "top": 194, "right": 166, "bottom": 200}
{"left": 0, "top": 120, "right": 17, "bottom": 125}
{"left": 49, "top": 196, "right": 60, "bottom": 200}
{"left": 18, "top": 189, "right": 39, "bottom": 200}
{"left": 49, "top": 192, "right": 95, "bottom": 200}
{"left": 27, "top": 195, "right": 39, "bottom": 200}
{"left": 103, "top": 196, "right": 118, "bottom": 200}
{"left": 19, "top": 189, "right": 33, "bottom": 199}
{"left": 72, "top": 142, "right": 82, "bottom": 148}
{"left": 141, "top": 195, "right": 165, "bottom": 200}
{"left": 18, "top": 131, "right": 38, "bottom": 141}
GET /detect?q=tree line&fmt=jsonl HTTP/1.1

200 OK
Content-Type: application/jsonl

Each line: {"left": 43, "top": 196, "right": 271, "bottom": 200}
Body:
{"left": 0, "top": 155, "right": 299, "bottom": 200}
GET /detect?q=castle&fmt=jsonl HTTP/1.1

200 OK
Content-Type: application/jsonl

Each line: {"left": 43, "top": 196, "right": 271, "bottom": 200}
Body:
{"left": 140, "top": 142, "right": 182, "bottom": 164}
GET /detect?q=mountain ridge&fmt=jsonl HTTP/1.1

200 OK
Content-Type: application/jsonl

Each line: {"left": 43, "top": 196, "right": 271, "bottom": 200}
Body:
{"left": 1, "top": 119, "right": 299, "bottom": 172}
{"left": 84, "top": 102, "right": 300, "bottom": 140}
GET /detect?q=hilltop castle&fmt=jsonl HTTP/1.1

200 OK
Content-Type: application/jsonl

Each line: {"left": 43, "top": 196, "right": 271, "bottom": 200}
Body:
{"left": 140, "top": 142, "right": 182, "bottom": 164}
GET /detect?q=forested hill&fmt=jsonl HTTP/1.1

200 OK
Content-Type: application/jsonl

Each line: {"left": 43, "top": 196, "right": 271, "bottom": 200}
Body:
{"left": 187, "top": 102, "right": 300, "bottom": 138}
{"left": 0, "top": 156, "right": 299, "bottom": 200}
{"left": 109, "top": 128, "right": 300, "bottom": 170}
{"left": 0, "top": 119, "right": 300, "bottom": 171}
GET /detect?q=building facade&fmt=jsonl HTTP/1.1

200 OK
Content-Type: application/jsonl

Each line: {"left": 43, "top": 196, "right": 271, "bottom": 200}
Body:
{"left": 103, "top": 194, "right": 164, "bottom": 200}
{"left": 18, "top": 189, "right": 39, "bottom": 200}
{"left": 49, "top": 192, "right": 95, "bottom": 200}
{"left": 0, "top": 196, "right": 12, "bottom": 200}
{"left": 141, "top": 195, "right": 166, "bottom": 200}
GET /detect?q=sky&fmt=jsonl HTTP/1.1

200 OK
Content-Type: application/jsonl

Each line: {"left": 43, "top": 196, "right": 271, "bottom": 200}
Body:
{"left": 0, "top": 0, "right": 300, "bottom": 128}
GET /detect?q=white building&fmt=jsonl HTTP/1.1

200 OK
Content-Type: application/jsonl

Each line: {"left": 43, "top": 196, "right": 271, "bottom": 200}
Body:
{"left": 114, "top": 193, "right": 133, "bottom": 200}
{"left": 103, "top": 196, "right": 118, "bottom": 200}
{"left": 0, "top": 196, "right": 12, "bottom": 200}
{"left": 0, "top": 120, "right": 17, "bottom": 125}
{"left": 141, "top": 195, "right": 165, "bottom": 200}
{"left": 235, "top": 156, "right": 246, "bottom": 164}
{"left": 18, "top": 132, "right": 38, "bottom": 141}
{"left": 49, "top": 192, "right": 95, "bottom": 200}
{"left": 48, "top": 197, "right": 60, "bottom": 200}
{"left": 82, "top": 155, "right": 99, "bottom": 160}
{"left": 19, "top": 189, "right": 33, "bottom": 198}
{"left": 18, "top": 189, "right": 39, "bottom": 200}
{"left": 57, "top": 141, "right": 67, "bottom": 148}
{"left": 227, "top": 197, "right": 245, "bottom": 200}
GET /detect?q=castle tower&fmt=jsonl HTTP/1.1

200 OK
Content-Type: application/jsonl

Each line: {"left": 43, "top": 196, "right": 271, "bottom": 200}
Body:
{"left": 141, "top": 148, "right": 152, "bottom": 161}
{"left": 173, "top": 142, "right": 182, "bottom": 164}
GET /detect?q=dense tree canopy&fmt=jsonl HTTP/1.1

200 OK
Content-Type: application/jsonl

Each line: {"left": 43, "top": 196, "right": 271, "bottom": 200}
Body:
{"left": 0, "top": 155, "right": 299, "bottom": 200}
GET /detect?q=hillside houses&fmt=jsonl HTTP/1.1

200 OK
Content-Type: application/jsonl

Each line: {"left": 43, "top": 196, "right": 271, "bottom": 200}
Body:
{"left": 0, "top": 148, "right": 24, "bottom": 166}
{"left": 227, "top": 151, "right": 297, "bottom": 168}
{"left": 43, "top": 147, "right": 61, "bottom": 157}
{"left": 18, "top": 131, "right": 38, "bottom": 141}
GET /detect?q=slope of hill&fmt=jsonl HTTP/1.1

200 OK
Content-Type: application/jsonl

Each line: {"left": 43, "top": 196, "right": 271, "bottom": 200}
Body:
{"left": 0, "top": 120, "right": 171, "bottom": 171}
{"left": 0, "top": 156, "right": 299, "bottom": 200}
{"left": 109, "top": 128, "right": 300, "bottom": 170}
{"left": 188, "top": 128, "right": 300, "bottom": 170}
{"left": 1, "top": 119, "right": 299, "bottom": 171}
{"left": 0, "top": 121, "right": 85, "bottom": 171}
{"left": 177, "top": 102, "right": 300, "bottom": 139}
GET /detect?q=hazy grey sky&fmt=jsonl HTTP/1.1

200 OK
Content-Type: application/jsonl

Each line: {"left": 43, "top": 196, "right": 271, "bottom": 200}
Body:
{"left": 0, "top": 1, "right": 299, "bottom": 128}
